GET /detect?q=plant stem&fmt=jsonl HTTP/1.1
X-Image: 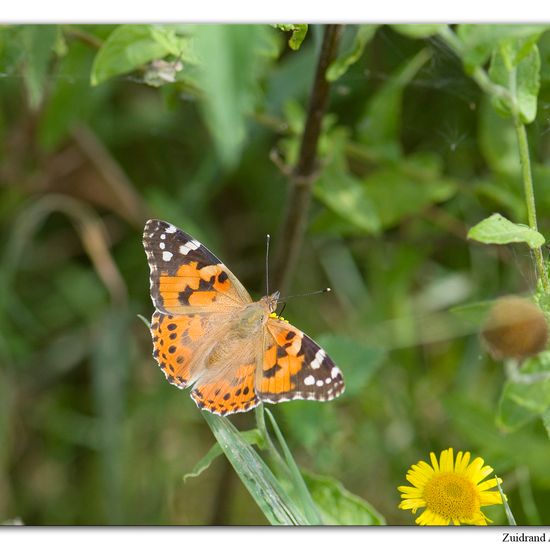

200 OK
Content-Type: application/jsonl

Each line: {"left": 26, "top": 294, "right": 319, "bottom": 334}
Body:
{"left": 273, "top": 24, "right": 343, "bottom": 295}
{"left": 513, "top": 117, "right": 550, "bottom": 292}
{"left": 437, "top": 26, "right": 513, "bottom": 106}
{"left": 438, "top": 25, "right": 550, "bottom": 293}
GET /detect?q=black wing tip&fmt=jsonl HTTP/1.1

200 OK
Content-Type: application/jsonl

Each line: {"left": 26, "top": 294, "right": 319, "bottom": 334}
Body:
{"left": 144, "top": 218, "right": 166, "bottom": 232}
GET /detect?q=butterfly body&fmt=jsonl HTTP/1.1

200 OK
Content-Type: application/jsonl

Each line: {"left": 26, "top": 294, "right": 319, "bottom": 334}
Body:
{"left": 143, "top": 219, "right": 345, "bottom": 415}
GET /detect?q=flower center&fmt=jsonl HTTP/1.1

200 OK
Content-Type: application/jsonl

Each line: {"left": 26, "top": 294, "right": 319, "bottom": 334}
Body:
{"left": 423, "top": 472, "right": 479, "bottom": 520}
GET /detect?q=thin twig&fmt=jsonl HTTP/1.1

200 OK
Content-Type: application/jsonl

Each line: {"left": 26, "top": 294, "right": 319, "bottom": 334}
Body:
{"left": 273, "top": 25, "right": 343, "bottom": 295}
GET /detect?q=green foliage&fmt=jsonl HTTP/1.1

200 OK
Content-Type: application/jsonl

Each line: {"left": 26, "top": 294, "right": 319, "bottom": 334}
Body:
{"left": 3, "top": 22, "right": 550, "bottom": 526}
{"left": 303, "top": 471, "right": 385, "bottom": 525}
{"left": 455, "top": 24, "right": 548, "bottom": 72}
{"left": 327, "top": 25, "right": 378, "bottom": 82}
{"left": 489, "top": 39, "right": 541, "bottom": 123}
{"left": 498, "top": 353, "right": 550, "bottom": 431}
{"left": 183, "top": 428, "right": 265, "bottom": 482}
{"left": 359, "top": 48, "right": 431, "bottom": 159}
{"left": 391, "top": 25, "right": 446, "bottom": 39}
{"left": 201, "top": 412, "right": 309, "bottom": 525}
{"left": 468, "top": 213, "right": 545, "bottom": 249}
{"left": 20, "top": 26, "right": 58, "bottom": 109}
{"left": 274, "top": 24, "right": 308, "bottom": 51}
{"left": 314, "top": 131, "right": 381, "bottom": 235}
{"left": 91, "top": 24, "right": 196, "bottom": 86}
{"left": 192, "top": 25, "right": 278, "bottom": 168}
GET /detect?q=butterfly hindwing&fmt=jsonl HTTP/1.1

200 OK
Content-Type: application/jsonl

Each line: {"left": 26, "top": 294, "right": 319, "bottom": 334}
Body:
{"left": 151, "top": 309, "right": 217, "bottom": 388}
{"left": 190, "top": 362, "right": 260, "bottom": 416}
{"left": 143, "top": 219, "right": 251, "bottom": 314}
{"left": 260, "top": 317, "right": 345, "bottom": 403}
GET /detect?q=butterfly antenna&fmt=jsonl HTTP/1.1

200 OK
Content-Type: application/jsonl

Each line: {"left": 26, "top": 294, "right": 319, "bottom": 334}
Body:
{"left": 280, "top": 287, "right": 331, "bottom": 301}
{"left": 265, "top": 233, "right": 271, "bottom": 296}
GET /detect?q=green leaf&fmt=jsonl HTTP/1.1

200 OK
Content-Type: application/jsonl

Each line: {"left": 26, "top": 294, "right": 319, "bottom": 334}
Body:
{"left": 326, "top": 25, "right": 377, "bottom": 82}
{"left": 91, "top": 309, "right": 130, "bottom": 523}
{"left": 91, "top": 25, "right": 195, "bottom": 86}
{"left": 497, "top": 353, "right": 550, "bottom": 431}
{"left": 456, "top": 24, "right": 548, "bottom": 71}
{"left": 38, "top": 40, "right": 108, "bottom": 151}
{"left": 478, "top": 96, "right": 520, "bottom": 176}
{"left": 193, "top": 25, "right": 276, "bottom": 168}
{"left": 202, "top": 411, "right": 309, "bottom": 525}
{"left": 21, "top": 25, "right": 58, "bottom": 109}
{"left": 542, "top": 408, "right": 550, "bottom": 439}
{"left": 467, "top": 213, "right": 545, "bottom": 249}
{"left": 314, "top": 131, "right": 381, "bottom": 235}
{"left": 303, "top": 471, "right": 385, "bottom": 525}
{"left": 274, "top": 24, "right": 308, "bottom": 51}
{"left": 184, "top": 428, "right": 265, "bottom": 482}
{"left": 489, "top": 40, "right": 541, "bottom": 123}
{"left": 265, "top": 409, "right": 322, "bottom": 525}
{"left": 359, "top": 48, "right": 431, "bottom": 159}
{"left": 361, "top": 153, "right": 457, "bottom": 229}
{"left": 391, "top": 24, "right": 446, "bottom": 39}
{"left": 149, "top": 25, "right": 197, "bottom": 59}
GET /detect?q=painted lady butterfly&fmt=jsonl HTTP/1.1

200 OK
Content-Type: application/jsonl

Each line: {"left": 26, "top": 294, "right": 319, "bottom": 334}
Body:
{"left": 143, "top": 219, "right": 345, "bottom": 416}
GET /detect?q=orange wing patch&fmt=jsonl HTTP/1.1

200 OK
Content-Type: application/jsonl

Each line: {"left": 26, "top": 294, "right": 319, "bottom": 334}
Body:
{"left": 150, "top": 310, "right": 206, "bottom": 388}
{"left": 190, "top": 362, "right": 259, "bottom": 416}
{"left": 260, "top": 326, "right": 304, "bottom": 396}
{"left": 158, "top": 262, "right": 234, "bottom": 310}
{"left": 261, "top": 318, "right": 345, "bottom": 403}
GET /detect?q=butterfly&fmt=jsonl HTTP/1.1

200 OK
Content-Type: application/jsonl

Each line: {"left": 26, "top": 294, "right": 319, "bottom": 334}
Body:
{"left": 143, "top": 219, "right": 345, "bottom": 416}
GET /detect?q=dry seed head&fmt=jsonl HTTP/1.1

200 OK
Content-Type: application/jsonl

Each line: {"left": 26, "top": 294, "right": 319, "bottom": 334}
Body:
{"left": 481, "top": 295, "right": 549, "bottom": 361}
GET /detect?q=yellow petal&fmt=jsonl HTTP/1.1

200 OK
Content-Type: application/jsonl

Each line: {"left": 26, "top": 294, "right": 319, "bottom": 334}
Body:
{"left": 476, "top": 477, "right": 500, "bottom": 492}
{"left": 479, "top": 491, "right": 503, "bottom": 506}
{"left": 430, "top": 452, "right": 440, "bottom": 472}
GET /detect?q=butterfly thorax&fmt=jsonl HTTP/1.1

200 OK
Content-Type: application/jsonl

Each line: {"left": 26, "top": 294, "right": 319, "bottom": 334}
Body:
{"left": 199, "top": 295, "right": 278, "bottom": 375}
{"left": 230, "top": 300, "right": 270, "bottom": 338}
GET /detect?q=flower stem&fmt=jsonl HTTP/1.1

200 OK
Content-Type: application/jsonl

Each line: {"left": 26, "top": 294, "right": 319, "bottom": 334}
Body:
{"left": 513, "top": 117, "right": 550, "bottom": 293}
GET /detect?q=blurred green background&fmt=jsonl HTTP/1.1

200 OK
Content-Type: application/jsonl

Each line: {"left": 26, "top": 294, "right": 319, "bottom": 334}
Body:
{"left": 1, "top": 23, "right": 550, "bottom": 525}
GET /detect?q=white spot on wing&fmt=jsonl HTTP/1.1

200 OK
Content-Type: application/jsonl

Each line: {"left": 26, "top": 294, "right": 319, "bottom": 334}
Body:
{"left": 331, "top": 366, "right": 341, "bottom": 379}
{"left": 159, "top": 242, "right": 165, "bottom": 249}
{"left": 164, "top": 225, "right": 177, "bottom": 234}
{"left": 310, "top": 348, "right": 326, "bottom": 370}
{"left": 304, "top": 375, "right": 315, "bottom": 386}
{"left": 179, "top": 240, "right": 200, "bottom": 255}
{"left": 162, "top": 251, "right": 173, "bottom": 262}
{"left": 316, "top": 379, "right": 324, "bottom": 387}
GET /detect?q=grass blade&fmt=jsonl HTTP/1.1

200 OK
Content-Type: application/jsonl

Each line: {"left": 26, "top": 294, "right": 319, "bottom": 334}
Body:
{"left": 264, "top": 408, "right": 323, "bottom": 525}
{"left": 496, "top": 476, "right": 517, "bottom": 526}
{"left": 202, "top": 411, "right": 309, "bottom": 525}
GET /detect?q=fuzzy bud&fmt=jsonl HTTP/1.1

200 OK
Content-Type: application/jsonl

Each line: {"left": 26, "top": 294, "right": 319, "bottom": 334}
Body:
{"left": 480, "top": 296, "right": 549, "bottom": 361}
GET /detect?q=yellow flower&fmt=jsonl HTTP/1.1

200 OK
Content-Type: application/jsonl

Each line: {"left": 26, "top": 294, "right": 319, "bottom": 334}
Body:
{"left": 398, "top": 448, "right": 504, "bottom": 525}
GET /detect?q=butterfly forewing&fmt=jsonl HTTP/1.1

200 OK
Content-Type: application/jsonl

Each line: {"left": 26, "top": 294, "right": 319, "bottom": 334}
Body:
{"left": 143, "top": 219, "right": 251, "bottom": 314}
